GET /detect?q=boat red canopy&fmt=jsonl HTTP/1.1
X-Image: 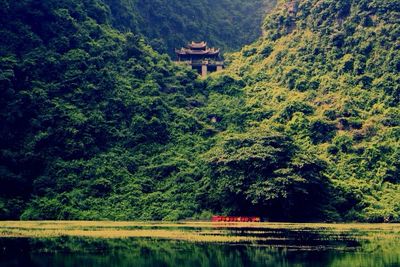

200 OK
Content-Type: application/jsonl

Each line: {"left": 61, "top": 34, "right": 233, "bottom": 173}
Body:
{"left": 211, "top": 216, "right": 261, "bottom": 222}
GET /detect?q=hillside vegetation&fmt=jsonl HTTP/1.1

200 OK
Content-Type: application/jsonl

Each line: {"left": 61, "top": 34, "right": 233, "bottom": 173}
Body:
{"left": 207, "top": 0, "right": 400, "bottom": 221}
{"left": 0, "top": 0, "right": 399, "bottom": 222}
{"left": 96, "top": 0, "right": 276, "bottom": 55}
{"left": 0, "top": 0, "right": 207, "bottom": 220}
{"left": 134, "top": 0, "right": 276, "bottom": 55}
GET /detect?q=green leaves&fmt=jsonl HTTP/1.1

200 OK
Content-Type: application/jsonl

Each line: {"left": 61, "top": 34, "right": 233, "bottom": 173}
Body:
{"left": 1, "top": 0, "right": 399, "bottom": 223}
{"left": 202, "top": 125, "right": 329, "bottom": 220}
{"left": 134, "top": 0, "right": 269, "bottom": 56}
{"left": 0, "top": 0, "right": 207, "bottom": 220}
{"left": 218, "top": 0, "right": 400, "bottom": 222}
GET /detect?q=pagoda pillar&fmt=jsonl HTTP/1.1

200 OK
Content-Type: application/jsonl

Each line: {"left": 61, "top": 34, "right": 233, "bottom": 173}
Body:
{"left": 201, "top": 63, "right": 208, "bottom": 78}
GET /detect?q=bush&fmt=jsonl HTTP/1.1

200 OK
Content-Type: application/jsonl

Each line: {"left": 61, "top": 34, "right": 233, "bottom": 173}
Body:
{"left": 310, "top": 119, "right": 337, "bottom": 144}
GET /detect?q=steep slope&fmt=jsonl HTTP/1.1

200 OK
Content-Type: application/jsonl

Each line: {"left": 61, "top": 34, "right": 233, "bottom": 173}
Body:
{"left": 200, "top": 0, "right": 399, "bottom": 221}
{"left": 134, "top": 0, "right": 277, "bottom": 55}
{"left": 0, "top": 0, "right": 208, "bottom": 220}
{"left": 1, "top": 0, "right": 398, "bottom": 222}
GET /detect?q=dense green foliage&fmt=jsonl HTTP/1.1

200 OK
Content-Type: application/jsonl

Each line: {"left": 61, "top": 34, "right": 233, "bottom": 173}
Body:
{"left": 0, "top": 0, "right": 207, "bottom": 220}
{"left": 97, "top": 0, "right": 276, "bottom": 55}
{"left": 200, "top": 126, "right": 331, "bottom": 220}
{"left": 134, "top": 0, "right": 276, "bottom": 55}
{"left": 214, "top": 0, "right": 400, "bottom": 221}
{"left": 0, "top": 0, "right": 399, "bottom": 222}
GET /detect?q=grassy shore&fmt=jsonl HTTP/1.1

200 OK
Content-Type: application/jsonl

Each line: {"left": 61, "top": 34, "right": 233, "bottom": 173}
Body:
{"left": 0, "top": 221, "right": 399, "bottom": 243}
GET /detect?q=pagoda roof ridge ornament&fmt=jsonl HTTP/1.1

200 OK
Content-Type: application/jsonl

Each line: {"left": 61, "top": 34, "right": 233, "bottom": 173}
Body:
{"left": 188, "top": 41, "right": 207, "bottom": 49}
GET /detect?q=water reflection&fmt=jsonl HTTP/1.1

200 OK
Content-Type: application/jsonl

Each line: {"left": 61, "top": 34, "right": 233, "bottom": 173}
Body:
{"left": 0, "top": 228, "right": 399, "bottom": 267}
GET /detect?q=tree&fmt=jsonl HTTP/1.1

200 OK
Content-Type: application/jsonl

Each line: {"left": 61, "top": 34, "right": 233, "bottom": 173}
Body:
{"left": 201, "top": 125, "right": 331, "bottom": 221}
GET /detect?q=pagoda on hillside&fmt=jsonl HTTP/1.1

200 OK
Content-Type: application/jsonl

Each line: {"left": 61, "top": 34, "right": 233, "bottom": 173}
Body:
{"left": 175, "top": 41, "right": 224, "bottom": 77}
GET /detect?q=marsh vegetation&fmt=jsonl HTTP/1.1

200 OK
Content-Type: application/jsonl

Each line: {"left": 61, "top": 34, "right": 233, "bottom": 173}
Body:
{"left": 0, "top": 222, "right": 399, "bottom": 266}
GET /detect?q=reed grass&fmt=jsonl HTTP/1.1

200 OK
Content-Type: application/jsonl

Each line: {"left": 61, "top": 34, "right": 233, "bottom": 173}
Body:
{"left": 0, "top": 221, "right": 399, "bottom": 243}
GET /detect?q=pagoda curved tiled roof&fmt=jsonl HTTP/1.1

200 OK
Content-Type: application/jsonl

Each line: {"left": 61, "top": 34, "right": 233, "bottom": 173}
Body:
{"left": 188, "top": 41, "right": 207, "bottom": 49}
{"left": 176, "top": 47, "right": 220, "bottom": 55}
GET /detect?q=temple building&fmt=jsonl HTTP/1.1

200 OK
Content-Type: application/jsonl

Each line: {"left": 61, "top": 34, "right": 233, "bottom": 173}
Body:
{"left": 175, "top": 41, "right": 224, "bottom": 77}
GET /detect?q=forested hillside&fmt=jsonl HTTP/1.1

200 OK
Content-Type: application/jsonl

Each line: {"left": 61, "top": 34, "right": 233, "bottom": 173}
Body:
{"left": 0, "top": 0, "right": 399, "bottom": 222}
{"left": 134, "top": 0, "right": 276, "bottom": 55}
{"left": 207, "top": 0, "right": 400, "bottom": 222}
{"left": 0, "top": 0, "right": 207, "bottom": 220}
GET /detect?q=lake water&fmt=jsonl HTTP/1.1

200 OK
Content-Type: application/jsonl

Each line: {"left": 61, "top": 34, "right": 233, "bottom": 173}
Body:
{"left": 0, "top": 223, "right": 399, "bottom": 267}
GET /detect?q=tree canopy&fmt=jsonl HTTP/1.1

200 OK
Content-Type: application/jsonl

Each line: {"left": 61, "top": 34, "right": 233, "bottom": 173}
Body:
{"left": 0, "top": 0, "right": 399, "bottom": 222}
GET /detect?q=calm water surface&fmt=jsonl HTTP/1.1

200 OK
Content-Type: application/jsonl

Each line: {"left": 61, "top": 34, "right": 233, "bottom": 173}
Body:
{"left": 0, "top": 226, "right": 399, "bottom": 267}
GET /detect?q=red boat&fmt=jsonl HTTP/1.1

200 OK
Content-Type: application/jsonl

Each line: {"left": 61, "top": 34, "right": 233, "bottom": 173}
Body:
{"left": 211, "top": 216, "right": 261, "bottom": 222}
